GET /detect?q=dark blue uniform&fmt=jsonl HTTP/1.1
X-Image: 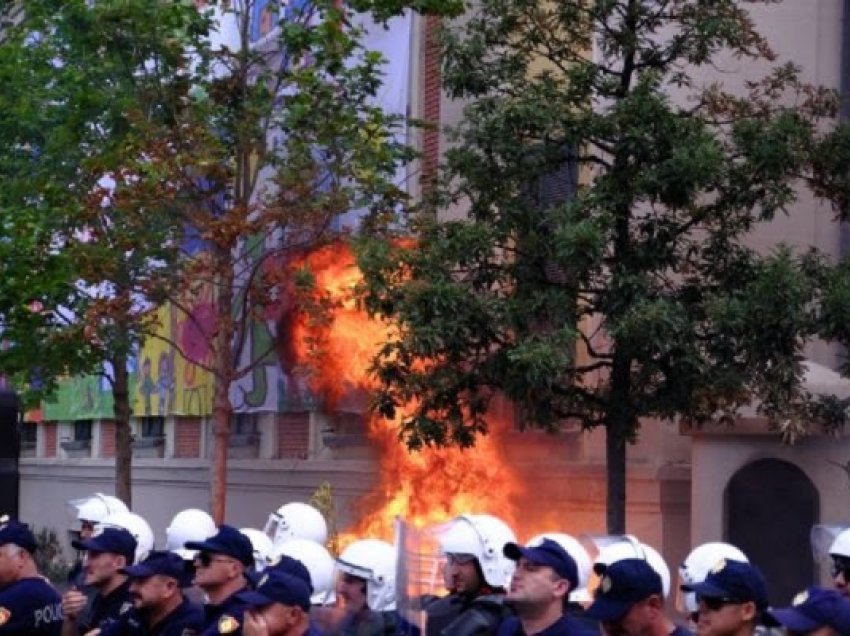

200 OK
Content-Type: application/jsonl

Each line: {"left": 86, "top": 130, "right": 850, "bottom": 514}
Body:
{"left": 0, "top": 577, "right": 63, "bottom": 635}
{"left": 99, "top": 597, "right": 204, "bottom": 636}
{"left": 497, "top": 615, "right": 600, "bottom": 636}
{"left": 76, "top": 579, "right": 133, "bottom": 634}
{"left": 200, "top": 591, "right": 250, "bottom": 635}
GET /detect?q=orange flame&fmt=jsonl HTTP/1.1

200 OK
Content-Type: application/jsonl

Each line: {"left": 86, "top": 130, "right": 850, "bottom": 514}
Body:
{"left": 288, "top": 242, "right": 524, "bottom": 543}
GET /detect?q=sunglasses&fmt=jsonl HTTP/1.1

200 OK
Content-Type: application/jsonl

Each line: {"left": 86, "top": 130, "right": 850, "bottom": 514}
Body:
{"left": 831, "top": 558, "right": 850, "bottom": 579}
{"left": 445, "top": 553, "right": 477, "bottom": 565}
{"left": 195, "top": 552, "right": 235, "bottom": 567}
{"left": 698, "top": 596, "right": 743, "bottom": 611}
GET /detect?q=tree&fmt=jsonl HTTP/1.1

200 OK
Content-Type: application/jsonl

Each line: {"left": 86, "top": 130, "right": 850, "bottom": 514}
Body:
{"left": 158, "top": 0, "right": 408, "bottom": 523}
{"left": 357, "top": 0, "right": 850, "bottom": 532}
{"left": 0, "top": 0, "right": 408, "bottom": 520}
{"left": 0, "top": 0, "right": 213, "bottom": 505}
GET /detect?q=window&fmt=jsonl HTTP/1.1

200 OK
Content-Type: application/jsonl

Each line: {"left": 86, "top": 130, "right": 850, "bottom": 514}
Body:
{"left": 139, "top": 416, "right": 165, "bottom": 439}
{"left": 19, "top": 423, "right": 36, "bottom": 449}
{"left": 73, "top": 420, "right": 93, "bottom": 442}
{"left": 250, "top": 0, "right": 311, "bottom": 42}
{"left": 233, "top": 413, "right": 258, "bottom": 437}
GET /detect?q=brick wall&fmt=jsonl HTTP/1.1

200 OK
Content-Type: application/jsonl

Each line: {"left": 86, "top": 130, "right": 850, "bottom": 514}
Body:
{"left": 175, "top": 417, "right": 201, "bottom": 458}
{"left": 100, "top": 421, "right": 116, "bottom": 458}
{"left": 277, "top": 413, "right": 309, "bottom": 459}
{"left": 421, "top": 15, "right": 442, "bottom": 191}
{"left": 43, "top": 423, "right": 57, "bottom": 457}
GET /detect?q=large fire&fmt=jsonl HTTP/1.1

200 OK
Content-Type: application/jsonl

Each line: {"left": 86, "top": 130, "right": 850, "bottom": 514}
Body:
{"left": 288, "top": 242, "right": 525, "bottom": 544}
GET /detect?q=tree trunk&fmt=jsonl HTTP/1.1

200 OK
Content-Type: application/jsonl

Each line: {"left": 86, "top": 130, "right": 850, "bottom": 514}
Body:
{"left": 605, "top": 350, "right": 631, "bottom": 534}
{"left": 209, "top": 250, "right": 235, "bottom": 525}
{"left": 112, "top": 353, "right": 133, "bottom": 507}
{"left": 210, "top": 375, "right": 231, "bottom": 525}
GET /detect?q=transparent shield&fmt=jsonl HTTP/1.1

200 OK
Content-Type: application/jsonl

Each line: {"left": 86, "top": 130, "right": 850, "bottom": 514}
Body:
{"left": 264, "top": 514, "right": 281, "bottom": 542}
{"left": 811, "top": 524, "right": 845, "bottom": 563}
{"left": 395, "top": 517, "right": 449, "bottom": 627}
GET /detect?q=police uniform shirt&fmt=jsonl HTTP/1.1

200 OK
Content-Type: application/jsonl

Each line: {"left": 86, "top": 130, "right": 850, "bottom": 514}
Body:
{"left": 0, "top": 576, "right": 63, "bottom": 635}
{"left": 77, "top": 578, "right": 133, "bottom": 634}
{"left": 200, "top": 590, "right": 249, "bottom": 635}
{"left": 497, "top": 615, "right": 600, "bottom": 636}
{"left": 98, "top": 596, "right": 204, "bottom": 636}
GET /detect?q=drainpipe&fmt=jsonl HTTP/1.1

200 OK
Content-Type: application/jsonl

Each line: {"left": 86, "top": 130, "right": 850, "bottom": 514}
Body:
{"left": 840, "top": 0, "right": 850, "bottom": 255}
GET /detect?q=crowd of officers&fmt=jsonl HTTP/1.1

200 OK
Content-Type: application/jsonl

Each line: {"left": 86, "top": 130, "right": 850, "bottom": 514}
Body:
{"left": 0, "top": 494, "right": 849, "bottom": 636}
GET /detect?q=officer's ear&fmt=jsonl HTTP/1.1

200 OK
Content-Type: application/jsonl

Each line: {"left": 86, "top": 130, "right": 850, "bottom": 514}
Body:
{"left": 552, "top": 577, "right": 569, "bottom": 601}
{"left": 739, "top": 600, "right": 757, "bottom": 622}
{"left": 115, "top": 554, "right": 128, "bottom": 570}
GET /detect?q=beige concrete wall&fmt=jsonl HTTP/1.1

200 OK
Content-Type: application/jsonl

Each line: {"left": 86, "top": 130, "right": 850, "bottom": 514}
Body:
{"left": 691, "top": 431, "right": 850, "bottom": 586}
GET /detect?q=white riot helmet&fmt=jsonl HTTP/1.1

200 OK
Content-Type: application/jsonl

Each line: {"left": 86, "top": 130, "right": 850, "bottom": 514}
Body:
{"left": 592, "top": 535, "right": 671, "bottom": 598}
{"left": 829, "top": 528, "right": 850, "bottom": 559}
{"left": 99, "top": 511, "right": 154, "bottom": 564}
{"left": 438, "top": 514, "right": 517, "bottom": 590}
{"left": 528, "top": 532, "right": 593, "bottom": 603}
{"left": 241, "top": 527, "right": 275, "bottom": 572}
{"left": 676, "top": 542, "right": 748, "bottom": 614}
{"left": 273, "top": 539, "right": 336, "bottom": 605}
{"left": 264, "top": 502, "right": 328, "bottom": 546}
{"left": 337, "top": 539, "right": 397, "bottom": 611}
{"left": 68, "top": 494, "right": 129, "bottom": 529}
{"left": 166, "top": 509, "right": 216, "bottom": 560}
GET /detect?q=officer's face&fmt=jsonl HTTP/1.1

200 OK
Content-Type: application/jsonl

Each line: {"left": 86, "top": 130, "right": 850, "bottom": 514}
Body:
{"left": 79, "top": 521, "right": 96, "bottom": 541}
{"left": 505, "top": 558, "right": 568, "bottom": 609}
{"left": 336, "top": 572, "right": 368, "bottom": 612}
{"left": 0, "top": 545, "right": 22, "bottom": 586}
{"left": 446, "top": 554, "right": 483, "bottom": 595}
{"left": 831, "top": 557, "right": 850, "bottom": 597}
{"left": 192, "top": 551, "right": 241, "bottom": 590}
{"left": 84, "top": 551, "right": 126, "bottom": 588}
{"left": 601, "top": 596, "right": 659, "bottom": 636}
{"left": 695, "top": 597, "right": 756, "bottom": 636}
{"left": 129, "top": 575, "right": 176, "bottom": 612}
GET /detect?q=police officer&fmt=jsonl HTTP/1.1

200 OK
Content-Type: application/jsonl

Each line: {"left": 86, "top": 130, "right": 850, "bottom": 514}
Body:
{"left": 62, "top": 527, "right": 137, "bottom": 636}
{"left": 0, "top": 519, "right": 63, "bottom": 635}
{"left": 238, "top": 570, "right": 322, "bottom": 636}
{"left": 97, "top": 551, "right": 204, "bottom": 636}
{"left": 424, "top": 514, "right": 516, "bottom": 636}
{"left": 185, "top": 525, "right": 254, "bottom": 635}
{"left": 66, "top": 495, "right": 129, "bottom": 587}
{"left": 584, "top": 558, "right": 692, "bottom": 636}
{"left": 680, "top": 559, "right": 768, "bottom": 636}
{"left": 497, "top": 539, "right": 598, "bottom": 636}
{"left": 332, "top": 539, "right": 397, "bottom": 636}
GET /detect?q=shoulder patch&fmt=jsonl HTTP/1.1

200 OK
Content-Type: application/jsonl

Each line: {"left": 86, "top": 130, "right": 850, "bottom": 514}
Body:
{"left": 218, "top": 615, "right": 240, "bottom": 634}
{"left": 0, "top": 607, "right": 9, "bottom": 626}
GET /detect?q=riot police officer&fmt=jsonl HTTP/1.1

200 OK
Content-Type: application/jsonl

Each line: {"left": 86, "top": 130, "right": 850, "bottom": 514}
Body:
{"left": 62, "top": 527, "right": 137, "bottom": 636}
{"left": 0, "top": 519, "right": 63, "bottom": 635}
{"left": 423, "top": 514, "right": 516, "bottom": 636}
